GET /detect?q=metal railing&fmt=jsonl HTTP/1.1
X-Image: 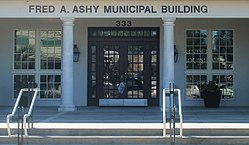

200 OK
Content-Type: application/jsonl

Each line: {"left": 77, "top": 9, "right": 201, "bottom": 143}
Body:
{"left": 162, "top": 87, "right": 183, "bottom": 137}
{"left": 23, "top": 88, "right": 39, "bottom": 136}
{"left": 6, "top": 88, "right": 39, "bottom": 137}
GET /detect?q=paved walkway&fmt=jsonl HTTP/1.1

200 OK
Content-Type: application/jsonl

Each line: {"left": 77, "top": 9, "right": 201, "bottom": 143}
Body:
{"left": 1, "top": 106, "right": 249, "bottom": 123}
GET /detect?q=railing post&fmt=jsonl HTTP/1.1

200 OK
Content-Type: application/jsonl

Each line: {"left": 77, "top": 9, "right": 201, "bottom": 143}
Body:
{"left": 17, "top": 106, "right": 24, "bottom": 145}
{"left": 169, "top": 82, "right": 176, "bottom": 145}
{"left": 17, "top": 107, "right": 20, "bottom": 145}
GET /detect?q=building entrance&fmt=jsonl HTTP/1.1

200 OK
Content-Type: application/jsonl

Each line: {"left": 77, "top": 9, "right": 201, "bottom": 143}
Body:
{"left": 88, "top": 27, "right": 159, "bottom": 106}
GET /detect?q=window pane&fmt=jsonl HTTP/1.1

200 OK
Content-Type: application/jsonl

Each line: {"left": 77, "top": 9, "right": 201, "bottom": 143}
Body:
{"left": 40, "top": 75, "right": 61, "bottom": 99}
{"left": 212, "top": 30, "right": 234, "bottom": 70}
{"left": 213, "top": 75, "right": 234, "bottom": 99}
{"left": 14, "top": 30, "right": 36, "bottom": 69}
{"left": 14, "top": 75, "right": 35, "bottom": 98}
{"left": 186, "top": 75, "right": 207, "bottom": 99}
{"left": 186, "top": 30, "right": 207, "bottom": 70}
{"left": 40, "top": 30, "right": 62, "bottom": 70}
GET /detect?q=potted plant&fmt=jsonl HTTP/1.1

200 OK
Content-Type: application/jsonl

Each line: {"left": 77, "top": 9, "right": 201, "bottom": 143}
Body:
{"left": 201, "top": 80, "right": 222, "bottom": 108}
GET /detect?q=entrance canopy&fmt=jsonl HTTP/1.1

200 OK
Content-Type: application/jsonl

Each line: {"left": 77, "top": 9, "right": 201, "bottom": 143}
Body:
{"left": 0, "top": 0, "right": 249, "bottom": 18}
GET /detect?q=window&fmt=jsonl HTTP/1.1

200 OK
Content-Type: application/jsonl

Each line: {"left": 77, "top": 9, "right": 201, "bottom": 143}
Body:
{"left": 212, "top": 30, "right": 233, "bottom": 70}
{"left": 40, "top": 75, "right": 61, "bottom": 98}
{"left": 13, "top": 30, "right": 62, "bottom": 99}
{"left": 185, "top": 29, "right": 234, "bottom": 100}
{"left": 186, "top": 75, "right": 207, "bottom": 99}
{"left": 13, "top": 75, "right": 35, "bottom": 98}
{"left": 40, "top": 30, "right": 62, "bottom": 69}
{"left": 89, "top": 28, "right": 159, "bottom": 38}
{"left": 186, "top": 30, "right": 207, "bottom": 70}
{"left": 14, "top": 30, "right": 36, "bottom": 69}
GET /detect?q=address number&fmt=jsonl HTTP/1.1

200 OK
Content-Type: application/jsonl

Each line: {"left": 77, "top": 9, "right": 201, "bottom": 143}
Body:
{"left": 116, "top": 21, "right": 132, "bottom": 27}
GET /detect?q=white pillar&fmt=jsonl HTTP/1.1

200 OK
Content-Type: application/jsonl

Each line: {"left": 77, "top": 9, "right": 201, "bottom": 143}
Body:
{"left": 162, "top": 17, "right": 176, "bottom": 109}
{"left": 58, "top": 17, "right": 76, "bottom": 112}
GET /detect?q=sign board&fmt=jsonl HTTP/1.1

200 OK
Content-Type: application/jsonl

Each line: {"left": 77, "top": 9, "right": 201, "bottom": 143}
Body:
{"left": 0, "top": 0, "right": 248, "bottom": 18}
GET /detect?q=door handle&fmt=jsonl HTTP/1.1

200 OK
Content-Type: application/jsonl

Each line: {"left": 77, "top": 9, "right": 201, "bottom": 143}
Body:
{"left": 124, "top": 73, "right": 127, "bottom": 83}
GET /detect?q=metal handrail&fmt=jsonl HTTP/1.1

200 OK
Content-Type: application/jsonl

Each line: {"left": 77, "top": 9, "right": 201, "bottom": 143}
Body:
{"left": 23, "top": 88, "right": 39, "bottom": 136}
{"left": 6, "top": 88, "right": 39, "bottom": 137}
{"left": 163, "top": 88, "right": 183, "bottom": 137}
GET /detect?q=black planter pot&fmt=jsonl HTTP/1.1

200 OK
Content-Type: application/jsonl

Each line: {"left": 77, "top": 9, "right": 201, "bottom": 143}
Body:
{"left": 202, "top": 90, "right": 222, "bottom": 108}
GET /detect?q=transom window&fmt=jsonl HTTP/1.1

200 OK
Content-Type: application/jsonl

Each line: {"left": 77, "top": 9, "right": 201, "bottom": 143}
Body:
{"left": 89, "top": 28, "right": 159, "bottom": 38}
{"left": 185, "top": 29, "right": 234, "bottom": 100}
{"left": 13, "top": 30, "right": 62, "bottom": 99}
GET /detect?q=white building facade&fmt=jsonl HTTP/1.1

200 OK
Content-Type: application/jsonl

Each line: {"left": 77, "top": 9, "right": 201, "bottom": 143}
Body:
{"left": 0, "top": 0, "right": 249, "bottom": 111}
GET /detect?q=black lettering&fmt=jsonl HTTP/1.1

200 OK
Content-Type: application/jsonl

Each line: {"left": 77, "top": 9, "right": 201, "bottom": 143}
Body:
{"left": 36, "top": 5, "right": 42, "bottom": 13}
{"left": 49, "top": 5, "right": 55, "bottom": 13}
{"left": 60, "top": 5, "right": 67, "bottom": 13}
{"left": 72, "top": 6, "right": 79, "bottom": 13}
{"left": 29, "top": 5, "right": 35, "bottom": 13}
{"left": 116, "top": 21, "right": 120, "bottom": 27}
{"left": 184, "top": 5, "right": 190, "bottom": 13}
{"left": 127, "top": 21, "right": 132, "bottom": 27}
{"left": 151, "top": 6, "right": 157, "bottom": 13}
{"left": 93, "top": 5, "right": 99, "bottom": 13}
{"left": 139, "top": 6, "right": 145, "bottom": 13}
{"left": 201, "top": 5, "right": 208, "bottom": 13}
{"left": 144, "top": 6, "right": 150, "bottom": 13}
{"left": 193, "top": 6, "right": 200, "bottom": 13}
{"left": 78, "top": 6, "right": 85, "bottom": 13}
{"left": 161, "top": 6, "right": 167, "bottom": 13}
{"left": 43, "top": 5, "right": 48, "bottom": 13}
{"left": 129, "top": 5, "right": 136, "bottom": 13}
{"left": 85, "top": 6, "right": 92, "bottom": 13}
{"left": 178, "top": 6, "right": 183, "bottom": 13}
{"left": 104, "top": 6, "right": 112, "bottom": 13}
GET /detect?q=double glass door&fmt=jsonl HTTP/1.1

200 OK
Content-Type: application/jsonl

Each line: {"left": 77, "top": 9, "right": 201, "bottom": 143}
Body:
{"left": 100, "top": 42, "right": 146, "bottom": 100}
{"left": 88, "top": 28, "right": 159, "bottom": 106}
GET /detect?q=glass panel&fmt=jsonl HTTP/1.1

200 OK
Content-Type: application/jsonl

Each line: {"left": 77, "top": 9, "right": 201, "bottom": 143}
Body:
{"left": 111, "top": 30, "right": 117, "bottom": 36}
{"left": 186, "top": 75, "right": 207, "bottom": 99}
{"left": 212, "top": 30, "right": 234, "bottom": 70}
{"left": 40, "top": 30, "right": 62, "bottom": 70}
{"left": 40, "top": 75, "right": 61, "bottom": 99}
{"left": 14, "top": 30, "right": 36, "bottom": 69}
{"left": 186, "top": 30, "right": 207, "bottom": 70}
{"left": 127, "top": 45, "right": 144, "bottom": 99}
{"left": 213, "top": 75, "right": 234, "bottom": 99}
{"left": 14, "top": 75, "right": 35, "bottom": 98}
{"left": 124, "top": 31, "right": 130, "bottom": 37}
{"left": 103, "top": 45, "right": 120, "bottom": 99}
{"left": 103, "top": 30, "right": 111, "bottom": 37}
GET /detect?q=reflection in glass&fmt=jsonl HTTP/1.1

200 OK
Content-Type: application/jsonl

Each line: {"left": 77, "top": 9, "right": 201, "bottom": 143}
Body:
{"left": 186, "top": 30, "right": 207, "bottom": 70}
{"left": 212, "top": 30, "right": 233, "bottom": 70}
{"left": 213, "top": 75, "right": 234, "bottom": 99}
{"left": 186, "top": 75, "right": 207, "bottom": 99}
{"left": 14, "top": 30, "right": 36, "bottom": 69}
{"left": 40, "top": 75, "right": 61, "bottom": 99}
{"left": 40, "top": 30, "right": 62, "bottom": 70}
{"left": 14, "top": 75, "right": 35, "bottom": 98}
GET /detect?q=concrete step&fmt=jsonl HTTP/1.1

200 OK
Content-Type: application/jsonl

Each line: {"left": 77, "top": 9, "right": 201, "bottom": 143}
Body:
{"left": 2, "top": 123, "right": 249, "bottom": 136}
{"left": 1, "top": 123, "right": 249, "bottom": 144}
{"left": 1, "top": 135, "right": 249, "bottom": 145}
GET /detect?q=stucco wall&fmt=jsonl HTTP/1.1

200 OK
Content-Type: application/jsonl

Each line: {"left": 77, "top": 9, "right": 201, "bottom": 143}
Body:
{"left": 0, "top": 18, "right": 248, "bottom": 107}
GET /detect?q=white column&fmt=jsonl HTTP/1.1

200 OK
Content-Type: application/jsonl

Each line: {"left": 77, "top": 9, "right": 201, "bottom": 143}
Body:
{"left": 161, "top": 17, "right": 176, "bottom": 109}
{"left": 58, "top": 17, "right": 76, "bottom": 112}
